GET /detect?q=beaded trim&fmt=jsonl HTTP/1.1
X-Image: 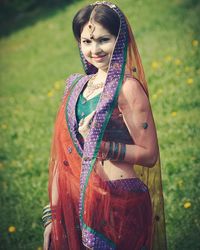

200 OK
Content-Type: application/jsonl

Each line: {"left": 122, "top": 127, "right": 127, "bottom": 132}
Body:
{"left": 78, "top": 4, "right": 129, "bottom": 249}
{"left": 66, "top": 75, "right": 94, "bottom": 156}
{"left": 90, "top": 1, "right": 116, "bottom": 9}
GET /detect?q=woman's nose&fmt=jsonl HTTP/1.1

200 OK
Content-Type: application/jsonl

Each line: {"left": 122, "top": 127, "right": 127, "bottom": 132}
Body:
{"left": 91, "top": 42, "right": 101, "bottom": 54}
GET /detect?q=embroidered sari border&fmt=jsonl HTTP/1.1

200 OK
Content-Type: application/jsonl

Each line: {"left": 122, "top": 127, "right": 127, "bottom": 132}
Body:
{"left": 82, "top": 225, "right": 116, "bottom": 249}
{"left": 65, "top": 74, "right": 85, "bottom": 156}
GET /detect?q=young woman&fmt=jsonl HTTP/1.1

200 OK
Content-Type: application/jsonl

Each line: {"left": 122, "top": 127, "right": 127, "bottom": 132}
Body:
{"left": 43, "top": 2, "right": 167, "bottom": 250}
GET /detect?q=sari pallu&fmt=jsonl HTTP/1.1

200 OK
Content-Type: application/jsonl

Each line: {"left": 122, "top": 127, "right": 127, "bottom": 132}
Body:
{"left": 48, "top": 76, "right": 153, "bottom": 250}
{"left": 48, "top": 75, "right": 166, "bottom": 250}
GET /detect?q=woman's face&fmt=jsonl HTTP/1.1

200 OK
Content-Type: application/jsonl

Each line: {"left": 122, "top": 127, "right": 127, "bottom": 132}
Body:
{"left": 80, "top": 21, "right": 116, "bottom": 72}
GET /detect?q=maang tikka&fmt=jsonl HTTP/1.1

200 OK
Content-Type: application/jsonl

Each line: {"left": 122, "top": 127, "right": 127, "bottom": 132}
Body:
{"left": 87, "top": 6, "right": 99, "bottom": 39}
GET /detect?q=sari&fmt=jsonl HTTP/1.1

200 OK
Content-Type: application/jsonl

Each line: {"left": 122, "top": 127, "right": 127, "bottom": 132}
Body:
{"left": 48, "top": 2, "right": 167, "bottom": 249}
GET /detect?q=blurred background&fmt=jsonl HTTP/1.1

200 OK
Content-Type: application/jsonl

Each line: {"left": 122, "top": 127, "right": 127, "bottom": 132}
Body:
{"left": 0, "top": 0, "right": 200, "bottom": 249}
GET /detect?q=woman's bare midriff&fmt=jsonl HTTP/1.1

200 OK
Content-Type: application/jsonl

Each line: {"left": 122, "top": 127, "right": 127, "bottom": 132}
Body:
{"left": 94, "top": 159, "right": 137, "bottom": 181}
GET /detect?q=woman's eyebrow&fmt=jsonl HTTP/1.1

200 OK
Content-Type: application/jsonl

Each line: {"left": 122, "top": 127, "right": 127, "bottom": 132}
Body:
{"left": 81, "top": 35, "right": 110, "bottom": 40}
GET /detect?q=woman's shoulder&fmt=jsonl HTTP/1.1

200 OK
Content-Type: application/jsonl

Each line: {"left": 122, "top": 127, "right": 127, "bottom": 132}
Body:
{"left": 118, "top": 75, "right": 149, "bottom": 109}
{"left": 65, "top": 73, "right": 84, "bottom": 86}
{"left": 63, "top": 73, "right": 85, "bottom": 95}
{"left": 119, "top": 75, "right": 146, "bottom": 97}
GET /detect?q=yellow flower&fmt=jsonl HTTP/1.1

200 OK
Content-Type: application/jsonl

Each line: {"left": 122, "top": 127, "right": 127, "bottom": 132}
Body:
{"left": 187, "top": 78, "right": 193, "bottom": 85}
{"left": 8, "top": 226, "right": 16, "bottom": 233}
{"left": 37, "top": 247, "right": 43, "bottom": 250}
{"left": 178, "top": 179, "right": 183, "bottom": 188}
{"left": 47, "top": 91, "right": 53, "bottom": 97}
{"left": 152, "top": 94, "right": 158, "bottom": 100}
{"left": 171, "top": 111, "right": 177, "bottom": 117}
{"left": 192, "top": 40, "right": 198, "bottom": 47}
{"left": 164, "top": 55, "right": 172, "bottom": 62}
{"left": 184, "top": 66, "right": 191, "bottom": 73}
{"left": 184, "top": 201, "right": 191, "bottom": 209}
{"left": 54, "top": 81, "right": 61, "bottom": 90}
{"left": 1, "top": 124, "right": 8, "bottom": 129}
{"left": 151, "top": 61, "right": 160, "bottom": 70}
{"left": 157, "top": 89, "right": 163, "bottom": 95}
{"left": 174, "top": 59, "right": 182, "bottom": 66}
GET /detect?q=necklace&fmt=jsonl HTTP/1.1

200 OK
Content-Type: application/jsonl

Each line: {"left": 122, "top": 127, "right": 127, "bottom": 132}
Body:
{"left": 83, "top": 75, "right": 105, "bottom": 99}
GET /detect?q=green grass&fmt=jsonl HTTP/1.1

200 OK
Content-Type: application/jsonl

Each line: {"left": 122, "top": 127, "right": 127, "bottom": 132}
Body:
{"left": 0, "top": 0, "right": 200, "bottom": 249}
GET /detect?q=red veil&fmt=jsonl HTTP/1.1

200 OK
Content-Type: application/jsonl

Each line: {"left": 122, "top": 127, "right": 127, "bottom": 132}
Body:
{"left": 48, "top": 2, "right": 167, "bottom": 250}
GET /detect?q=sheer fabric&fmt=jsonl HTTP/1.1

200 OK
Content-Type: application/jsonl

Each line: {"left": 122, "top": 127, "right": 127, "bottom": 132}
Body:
{"left": 48, "top": 2, "right": 167, "bottom": 249}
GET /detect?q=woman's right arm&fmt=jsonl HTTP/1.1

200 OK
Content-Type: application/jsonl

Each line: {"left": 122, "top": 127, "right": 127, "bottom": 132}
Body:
{"left": 43, "top": 223, "right": 52, "bottom": 250}
{"left": 43, "top": 166, "right": 59, "bottom": 250}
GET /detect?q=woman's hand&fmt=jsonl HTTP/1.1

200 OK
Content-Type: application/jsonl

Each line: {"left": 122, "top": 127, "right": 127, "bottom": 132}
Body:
{"left": 43, "top": 222, "right": 52, "bottom": 250}
{"left": 78, "top": 111, "right": 96, "bottom": 139}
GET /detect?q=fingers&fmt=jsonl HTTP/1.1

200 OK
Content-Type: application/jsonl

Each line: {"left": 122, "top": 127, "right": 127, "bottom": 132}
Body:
{"left": 43, "top": 224, "right": 52, "bottom": 250}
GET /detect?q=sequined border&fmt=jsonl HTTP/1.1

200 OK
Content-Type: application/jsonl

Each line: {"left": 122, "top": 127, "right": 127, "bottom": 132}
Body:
{"left": 79, "top": 5, "right": 129, "bottom": 249}
{"left": 65, "top": 74, "right": 93, "bottom": 156}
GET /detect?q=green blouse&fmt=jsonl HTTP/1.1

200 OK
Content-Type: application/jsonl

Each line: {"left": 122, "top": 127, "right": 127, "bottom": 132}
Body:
{"left": 76, "top": 92, "right": 101, "bottom": 124}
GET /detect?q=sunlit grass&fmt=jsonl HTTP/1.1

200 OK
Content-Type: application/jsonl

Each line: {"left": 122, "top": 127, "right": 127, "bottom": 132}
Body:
{"left": 0, "top": 0, "right": 200, "bottom": 249}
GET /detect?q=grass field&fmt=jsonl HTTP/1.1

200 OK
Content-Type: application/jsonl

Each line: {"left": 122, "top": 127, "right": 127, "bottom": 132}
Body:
{"left": 0, "top": 0, "right": 200, "bottom": 249}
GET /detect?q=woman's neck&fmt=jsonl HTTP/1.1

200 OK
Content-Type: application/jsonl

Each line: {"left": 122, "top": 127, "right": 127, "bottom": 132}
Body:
{"left": 95, "top": 69, "right": 107, "bottom": 83}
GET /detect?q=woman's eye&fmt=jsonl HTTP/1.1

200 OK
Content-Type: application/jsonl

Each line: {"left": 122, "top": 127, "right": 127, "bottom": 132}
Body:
{"left": 100, "top": 38, "right": 110, "bottom": 43}
{"left": 82, "top": 40, "right": 91, "bottom": 44}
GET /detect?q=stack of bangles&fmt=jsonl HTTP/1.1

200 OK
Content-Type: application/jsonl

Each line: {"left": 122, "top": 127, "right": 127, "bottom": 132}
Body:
{"left": 42, "top": 204, "right": 56, "bottom": 228}
{"left": 99, "top": 141, "right": 126, "bottom": 162}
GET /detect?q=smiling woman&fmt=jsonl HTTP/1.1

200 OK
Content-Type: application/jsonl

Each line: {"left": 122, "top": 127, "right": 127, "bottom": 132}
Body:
{"left": 42, "top": 2, "right": 167, "bottom": 250}
{"left": 80, "top": 22, "right": 116, "bottom": 71}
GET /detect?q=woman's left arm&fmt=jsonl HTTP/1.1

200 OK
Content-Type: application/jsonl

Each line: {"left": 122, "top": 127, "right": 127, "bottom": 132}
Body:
{"left": 118, "top": 77, "right": 159, "bottom": 167}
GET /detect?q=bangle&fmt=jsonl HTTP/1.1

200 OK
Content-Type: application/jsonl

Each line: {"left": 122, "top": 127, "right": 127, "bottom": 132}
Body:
{"left": 118, "top": 143, "right": 126, "bottom": 161}
{"left": 112, "top": 142, "right": 119, "bottom": 160}
{"left": 101, "top": 141, "right": 106, "bottom": 160}
{"left": 42, "top": 204, "right": 56, "bottom": 228}
{"left": 107, "top": 141, "right": 114, "bottom": 160}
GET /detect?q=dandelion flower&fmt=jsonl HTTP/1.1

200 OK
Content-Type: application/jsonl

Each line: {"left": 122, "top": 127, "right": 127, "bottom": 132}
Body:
{"left": 184, "top": 201, "right": 191, "bottom": 209}
{"left": 192, "top": 40, "right": 198, "bottom": 47}
{"left": 152, "top": 94, "right": 158, "bottom": 100}
{"left": 178, "top": 179, "right": 183, "bottom": 188}
{"left": 174, "top": 59, "right": 182, "bottom": 66}
{"left": 164, "top": 55, "right": 172, "bottom": 62}
{"left": 187, "top": 78, "right": 193, "bottom": 85}
{"left": 171, "top": 111, "right": 177, "bottom": 117}
{"left": 54, "top": 81, "right": 61, "bottom": 90}
{"left": 47, "top": 91, "right": 54, "bottom": 97}
{"left": 8, "top": 226, "right": 16, "bottom": 233}
{"left": 37, "top": 247, "right": 43, "bottom": 250}
{"left": 151, "top": 61, "right": 160, "bottom": 70}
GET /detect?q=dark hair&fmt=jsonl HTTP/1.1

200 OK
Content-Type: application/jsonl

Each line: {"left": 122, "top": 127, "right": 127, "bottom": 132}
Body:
{"left": 72, "top": 5, "right": 120, "bottom": 41}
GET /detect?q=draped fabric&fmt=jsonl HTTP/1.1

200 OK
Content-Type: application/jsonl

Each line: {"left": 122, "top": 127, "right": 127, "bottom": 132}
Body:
{"left": 48, "top": 2, "right": 167, "bottom": 249}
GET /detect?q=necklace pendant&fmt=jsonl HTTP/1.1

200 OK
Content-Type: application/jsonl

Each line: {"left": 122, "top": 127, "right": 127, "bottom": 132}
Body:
{"left": 82, "top": 99, "right": 86, "bottom": 104}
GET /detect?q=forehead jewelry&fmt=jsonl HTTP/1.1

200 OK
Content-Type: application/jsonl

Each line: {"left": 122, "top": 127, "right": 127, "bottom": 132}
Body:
{"left": 90, "top": 1, "right": 116, "bottom": 9}
{"left": 88, "top": 21, "right": 95, "bottom": 39}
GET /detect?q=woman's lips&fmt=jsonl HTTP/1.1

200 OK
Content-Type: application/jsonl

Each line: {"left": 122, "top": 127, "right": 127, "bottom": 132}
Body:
{"left": 92, "top": 54, "right": 107, "bottom": 62}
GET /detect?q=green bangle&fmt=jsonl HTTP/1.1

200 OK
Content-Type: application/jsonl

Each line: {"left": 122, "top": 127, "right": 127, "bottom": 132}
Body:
{"left": 113, "top": 142, "right": 119, "bottom": 160}
{"left": 118, "top": 143, "right": 126, "bottom": 161}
